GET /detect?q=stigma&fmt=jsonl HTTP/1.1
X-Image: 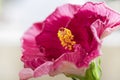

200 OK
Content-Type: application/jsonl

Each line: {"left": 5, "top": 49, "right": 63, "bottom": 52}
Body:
{"left": 57, "top": 28, "right": 76, "bottom": 50}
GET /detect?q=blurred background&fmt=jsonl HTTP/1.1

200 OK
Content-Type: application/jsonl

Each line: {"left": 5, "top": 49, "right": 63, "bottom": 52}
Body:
{"left": 0, "top": 0, "right": 120, "bottom": 80}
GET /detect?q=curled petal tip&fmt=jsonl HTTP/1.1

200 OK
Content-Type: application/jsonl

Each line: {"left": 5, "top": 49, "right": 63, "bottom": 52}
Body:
{"left": 19, "top": 68, "right": 34, "bottom": 80}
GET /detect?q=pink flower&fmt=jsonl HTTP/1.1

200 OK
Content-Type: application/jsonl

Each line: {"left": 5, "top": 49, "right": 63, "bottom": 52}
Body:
{"left": 19, "top": 2, "right": 120, "bottom": 80}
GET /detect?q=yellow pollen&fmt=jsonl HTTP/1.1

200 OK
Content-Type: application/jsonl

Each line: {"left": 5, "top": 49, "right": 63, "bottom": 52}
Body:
{"left": 57, "top": 28, "right": 76, "bottom": 50}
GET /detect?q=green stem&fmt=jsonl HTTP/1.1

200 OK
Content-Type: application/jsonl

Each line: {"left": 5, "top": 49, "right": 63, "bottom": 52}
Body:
{"left": 72, "top": 77, "right": 76, "bottom": 80}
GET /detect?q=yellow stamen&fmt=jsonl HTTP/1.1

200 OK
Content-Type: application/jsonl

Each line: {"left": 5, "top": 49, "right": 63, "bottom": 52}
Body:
{"left": 57, "top": 28, "right": 76, "bottom": 50}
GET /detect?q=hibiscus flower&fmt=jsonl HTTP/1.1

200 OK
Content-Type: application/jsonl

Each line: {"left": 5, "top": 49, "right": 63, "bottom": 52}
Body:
{"left": 19, "top": 2, "right": 120, "bottom": 80}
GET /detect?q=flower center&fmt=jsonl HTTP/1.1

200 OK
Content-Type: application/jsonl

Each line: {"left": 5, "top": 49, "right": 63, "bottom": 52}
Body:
{"left": 57, "top": 28, "right": 76, "bottom": 50}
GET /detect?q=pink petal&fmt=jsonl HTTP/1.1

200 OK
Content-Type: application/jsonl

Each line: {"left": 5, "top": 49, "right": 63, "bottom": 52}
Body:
{"left": 36, "top": 4, "right": 81, "bottom": 60}
{"left": 22, "top": 22, "right": 43, "bottom": 49}
{"left": 101, "top": 26, "right": 120, "bottom": 39}
{"left": 90, "top": 19, "right": 104, "bottom": 42}
{"left": 49, "top": 61, "right": 86, "bottom": 76}
{"left": 19, "top": 68, "right": 34, "bottom": 80}
{"left": 21, "top": 22, "right": 46, "bottom": 69}
{"left": 81, "top": 2, "right": 120, "bottom": 37}
{"left": 43, "top": 4, "right": 81, "bottom": 33}
{"left": 34, "top": 61, "right": 53, "bottom": 77}
{"left": 67, "top": 2, "right": 120, "bottom": 53}
{"left": 50, "top": 44, "right": 100, "bottom": 76}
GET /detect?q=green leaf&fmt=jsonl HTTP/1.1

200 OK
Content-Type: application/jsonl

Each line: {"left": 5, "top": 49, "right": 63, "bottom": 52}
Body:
{"left": 84, "top": 58, "right": 102, "bottom": 80}
{"left": 66, "top": 58, "right": 102, "bottom": 80}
